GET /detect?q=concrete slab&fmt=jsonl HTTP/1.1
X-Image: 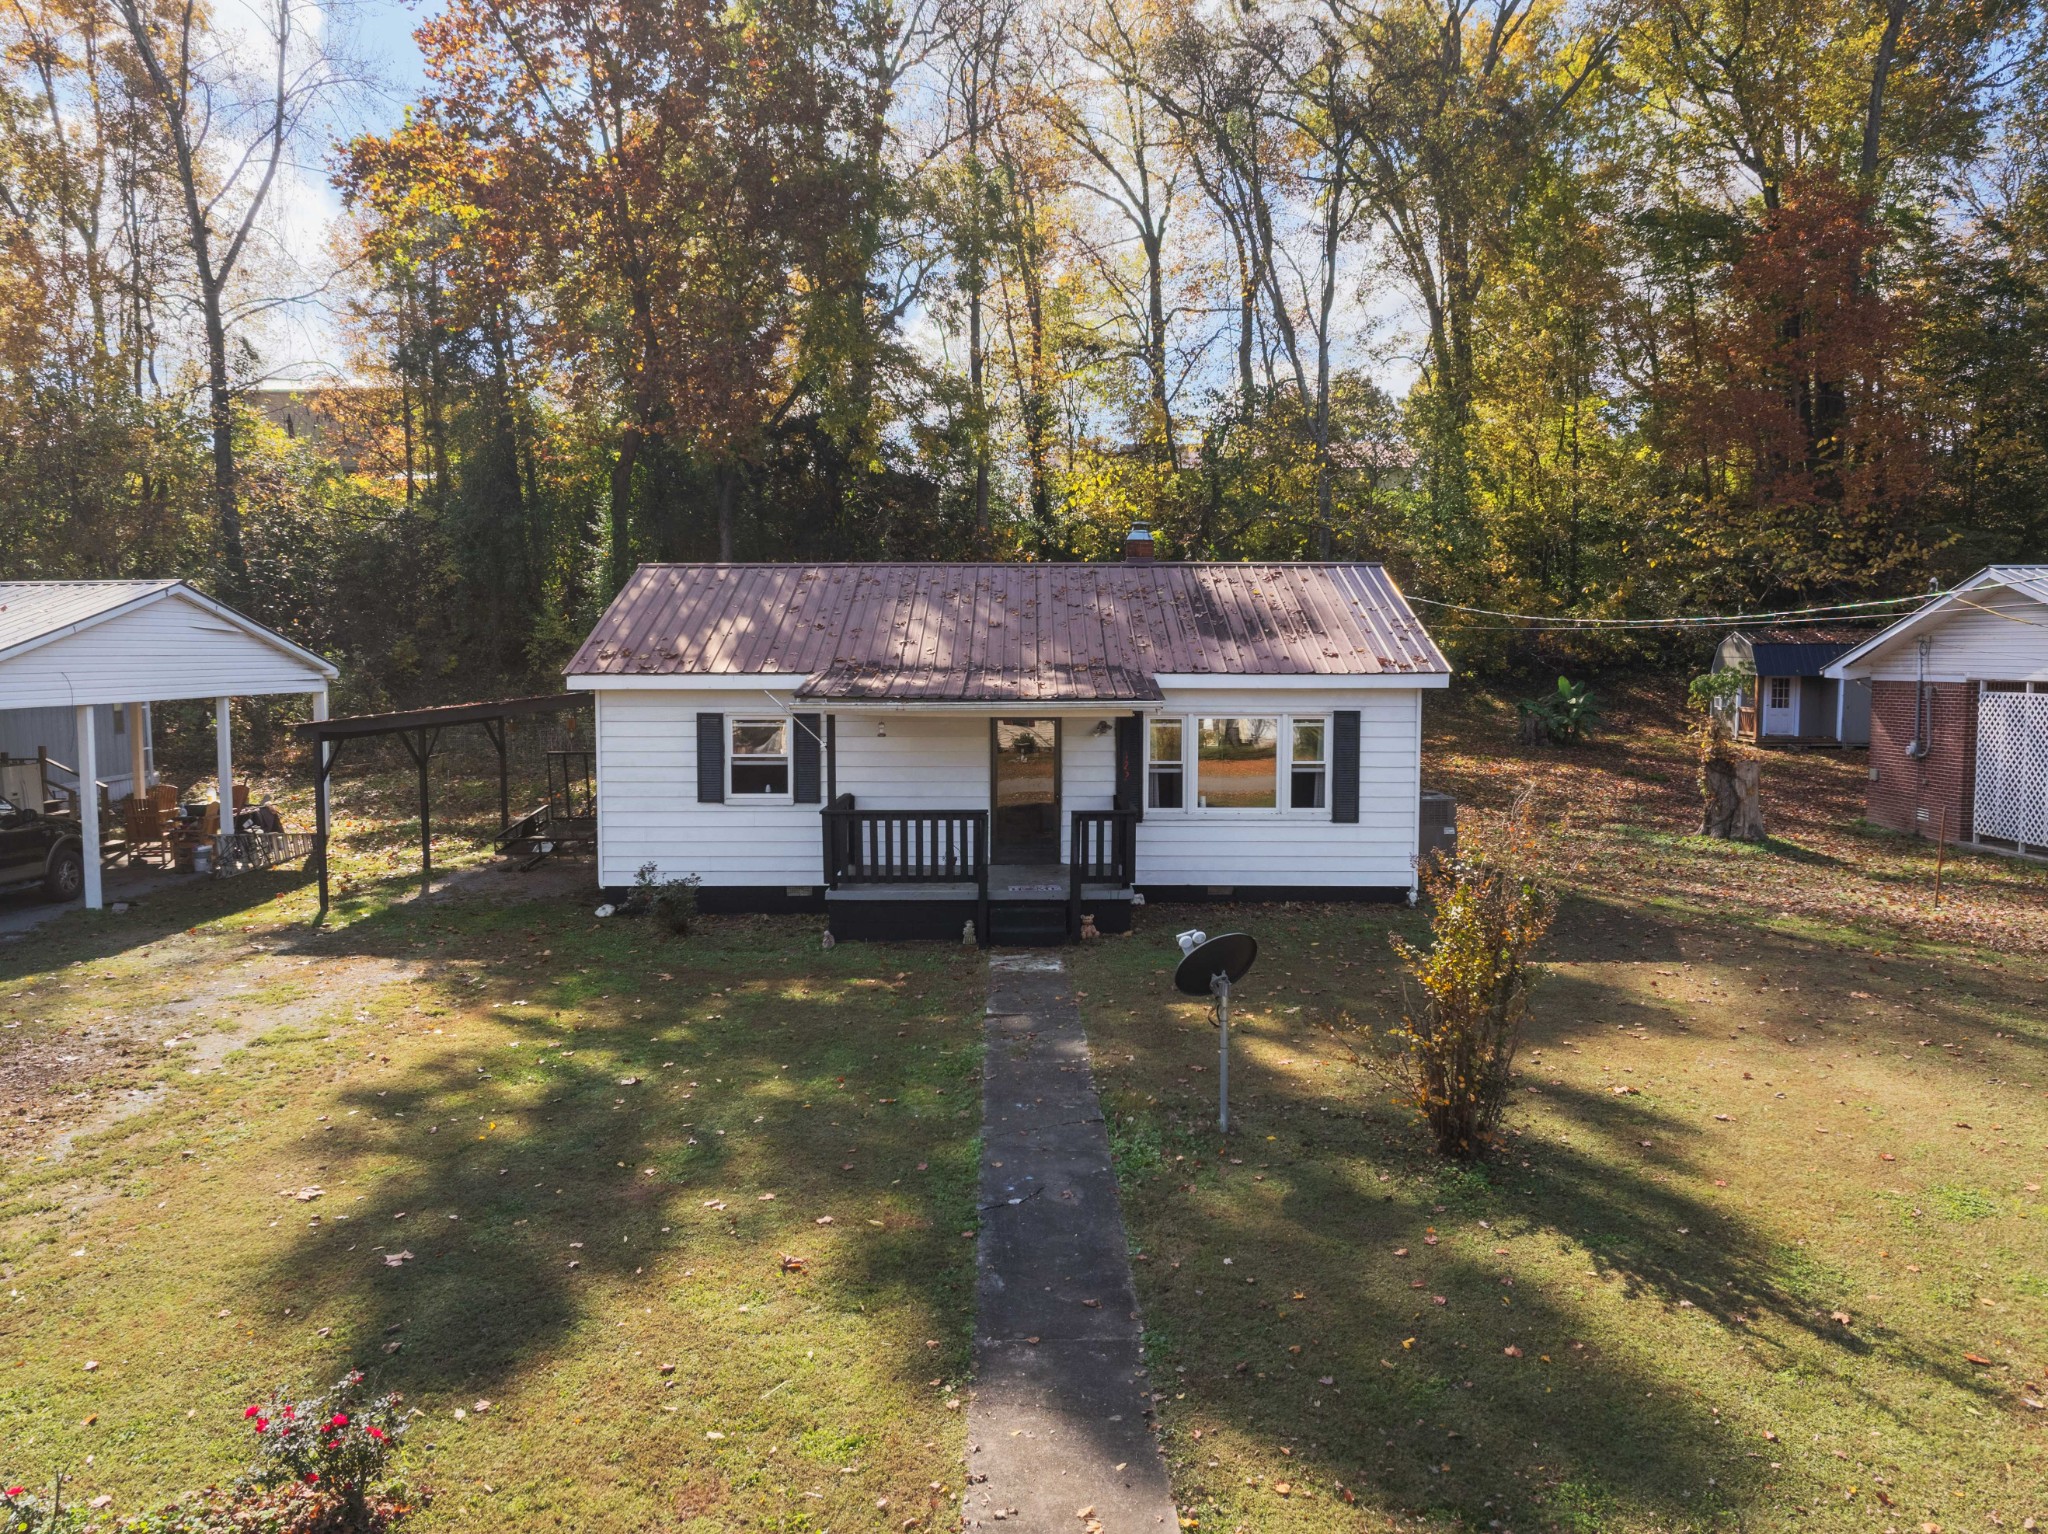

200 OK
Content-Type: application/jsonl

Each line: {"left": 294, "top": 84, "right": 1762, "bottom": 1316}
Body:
{"left": 968, "top": 955, "right": 1177, "bottom": 1532}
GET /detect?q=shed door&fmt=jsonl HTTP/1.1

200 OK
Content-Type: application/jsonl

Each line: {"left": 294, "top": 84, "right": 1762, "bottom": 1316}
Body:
{"left": 1974, "top": 686, "right": 2048, "bottom": 851}
{"left": 1760, "top": 675, "right": 1799, "bottom": 736}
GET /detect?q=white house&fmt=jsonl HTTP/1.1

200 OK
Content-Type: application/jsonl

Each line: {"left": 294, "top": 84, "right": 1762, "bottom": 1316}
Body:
{"left": 0, "top": 580, "right": 339, "bottom": 907}
{"left": 564, "top": 529, "right": 1451, "bottom": 944}
{"left": 1824, "top": 565, "right": 2048, "bottom": 857}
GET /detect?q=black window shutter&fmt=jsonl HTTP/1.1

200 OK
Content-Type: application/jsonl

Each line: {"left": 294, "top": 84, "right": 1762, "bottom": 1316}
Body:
{"left": 792, "top": 713, "right": 822, "bottom": 803}
{"left": 696, "top": 713, "right": 725, "bottom": 803}
{"left": 1114, "top": 714, "right": 1144, "bottom": 820}
{"left": 1331, "top": 710, "right": 1360, "bottom": 823}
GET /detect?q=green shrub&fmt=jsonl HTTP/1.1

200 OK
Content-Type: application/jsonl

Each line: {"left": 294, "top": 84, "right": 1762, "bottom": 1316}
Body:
{"left": 1515, "top": 676, "right": 1602, "bottom": 745}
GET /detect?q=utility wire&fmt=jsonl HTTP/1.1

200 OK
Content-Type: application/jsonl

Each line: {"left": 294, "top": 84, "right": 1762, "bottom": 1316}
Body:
{"left": 1407, "top": 591, "right": 1933, "bottom": 630}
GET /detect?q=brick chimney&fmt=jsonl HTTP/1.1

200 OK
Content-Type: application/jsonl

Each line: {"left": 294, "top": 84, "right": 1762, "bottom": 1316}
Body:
{"left": 1124, "top": 520, "right": 1156, "bottom": 563}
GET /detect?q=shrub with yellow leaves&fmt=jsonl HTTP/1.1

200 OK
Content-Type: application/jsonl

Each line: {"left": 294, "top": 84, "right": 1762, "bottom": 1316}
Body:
{"left": 1387, "top": 788, "right": 1555, "bottom": 1159}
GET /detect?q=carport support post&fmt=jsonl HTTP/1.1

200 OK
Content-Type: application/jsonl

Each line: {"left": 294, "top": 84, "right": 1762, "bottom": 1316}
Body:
{"left": 76, "top": 703, "right": 102, "bottom": 910}
{"left": 214, "top": 696, "right": 234, "bottom": 832}
{"left": 126, "top": 703, "right": 146, "bottom": 800}
{"left": 483, "top": 716, "right": 509, "bottom": 834}
{"left": 312, "top": 691, "right": 330, "bottom": 918}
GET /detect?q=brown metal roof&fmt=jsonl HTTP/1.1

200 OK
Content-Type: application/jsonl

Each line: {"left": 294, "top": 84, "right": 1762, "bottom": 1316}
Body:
{"left": 566, "top": 563, "right": 1449, "bottom": 702}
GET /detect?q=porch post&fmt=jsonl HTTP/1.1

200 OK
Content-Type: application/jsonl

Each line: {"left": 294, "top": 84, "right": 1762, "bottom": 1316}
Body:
{"left": 215, "top": 696, "right": 235, "bottom": 826}
{"left": 312, "top": 691, "right": 331, "bottom": 917}
{"left": 76, "top": 703, "right": 102, "bottom": 909}
{"left": 311, "top": 691, "right": 330, "bottom": 827}
{"left": 126, "top": 702, "right": 147, "bottom": 799}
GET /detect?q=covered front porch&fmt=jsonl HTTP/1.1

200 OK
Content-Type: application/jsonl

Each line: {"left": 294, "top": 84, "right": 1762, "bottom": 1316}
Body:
{"left": 821, "top": 797, "right": 1138, "bottom": 945}
{"left": 806, "top": 707, "right": 1140, "bottom": 946}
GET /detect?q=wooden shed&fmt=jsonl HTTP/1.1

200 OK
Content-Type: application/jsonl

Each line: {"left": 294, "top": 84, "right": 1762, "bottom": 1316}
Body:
{"left": 1713, "top": 629, "right": 1875, "bottom": 745}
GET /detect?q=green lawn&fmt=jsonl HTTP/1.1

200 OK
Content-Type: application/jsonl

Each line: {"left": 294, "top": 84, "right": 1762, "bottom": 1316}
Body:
{"left": 1066, "top": 688, "right": 2048, "bottom": 1534}
{"left": 1, "top": 861, "right": 983, "bottom": 1530}
{"left": 6, "top": 698, "right": 2046, "bottom": 1533}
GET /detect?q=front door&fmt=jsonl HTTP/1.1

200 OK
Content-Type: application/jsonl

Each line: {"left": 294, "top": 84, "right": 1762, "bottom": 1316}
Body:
{"left": 991, "top": 719, "right": 1060, "bottom": 864}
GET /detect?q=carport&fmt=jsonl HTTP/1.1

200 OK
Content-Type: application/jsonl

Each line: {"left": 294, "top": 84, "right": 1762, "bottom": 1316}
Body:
{"left": 0, "top": 581, "right": 338, "bottom": 908}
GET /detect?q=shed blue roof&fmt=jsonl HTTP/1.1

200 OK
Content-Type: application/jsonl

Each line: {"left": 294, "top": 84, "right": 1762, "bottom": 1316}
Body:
{"left": 1749, "top": 640, "right": 1857, "bottom": 676}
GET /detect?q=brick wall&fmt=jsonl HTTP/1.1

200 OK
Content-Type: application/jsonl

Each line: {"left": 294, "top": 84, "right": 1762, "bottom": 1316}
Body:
{"left": 1867, "top": 680, "right": 1976, "bottom": 840}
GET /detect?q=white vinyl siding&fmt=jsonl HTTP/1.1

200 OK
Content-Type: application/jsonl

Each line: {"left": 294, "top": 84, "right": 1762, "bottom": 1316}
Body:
{"left": 833, "top": 714, "right": 989, "bottom": 810}
{"left": 0, "top": 591, "right": 331, "bottom": 709}
{"left": 595, "top": 689, "right": 820, "bottom": 887}
{"left": 0, "top": 704, "right": 155, "bottom": 798}
{"left": 1137, "top": 687, "right": 1420, "bottom": 889}
{"left": 1853, "top": 585, "right": 2048, "bottom": 683}
{"left": 590, "top": 683, "right": 1425, "bottom": 892}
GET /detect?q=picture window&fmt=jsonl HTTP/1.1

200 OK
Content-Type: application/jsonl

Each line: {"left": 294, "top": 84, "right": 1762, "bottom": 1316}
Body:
{"left": 1197, "top": 717, "right": 1278, "bottom": 809}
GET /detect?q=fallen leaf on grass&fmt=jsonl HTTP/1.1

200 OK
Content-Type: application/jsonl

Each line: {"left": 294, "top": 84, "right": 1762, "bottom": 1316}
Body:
{"left": 780, "top": 1254, "right": 808, "bottom": 1273}
{"left": 382, "top": 1251, "right": 414, "bottom": 1268}
{"left": 1964, "top": 1353, "right": 1993, "bottom": 1366}
{"left": 1503, "top": 1345, "right": 1523, "bottom": 1358}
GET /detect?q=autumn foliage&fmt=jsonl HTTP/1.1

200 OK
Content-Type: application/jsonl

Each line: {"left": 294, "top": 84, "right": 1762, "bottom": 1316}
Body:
{"left": 1389, "top": 791, "right": 1556, "bottom": 1159}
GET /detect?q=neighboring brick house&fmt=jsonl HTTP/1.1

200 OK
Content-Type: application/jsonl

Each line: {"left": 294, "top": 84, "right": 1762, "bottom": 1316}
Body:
{"left": 1826, "top": 567, "right": 2048, "bottom": 857}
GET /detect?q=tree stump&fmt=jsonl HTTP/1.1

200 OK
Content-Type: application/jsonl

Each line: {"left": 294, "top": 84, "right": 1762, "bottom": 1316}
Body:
{"left": 1518, "top": 713, "right": 1550, "bottom": 748}
{"left": 1701, "top": 757, "right": 1764, "bottom": 841}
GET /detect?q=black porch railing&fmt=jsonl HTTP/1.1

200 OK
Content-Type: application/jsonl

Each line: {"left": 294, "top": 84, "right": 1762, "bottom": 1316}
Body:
{"left": 822, "top": 794, "right": 991, "bottom": 939}
{"left": 1068, "top": 808, "right": 1138, "bottom": 937}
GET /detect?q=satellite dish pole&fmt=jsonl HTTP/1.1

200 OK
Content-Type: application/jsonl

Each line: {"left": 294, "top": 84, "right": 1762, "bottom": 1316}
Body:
{"left": 1174, "top": 930, "right": 1259, "bottom": 1136}
{"left": 1212, "top": 967, "right": 1232, "bottom": 1133}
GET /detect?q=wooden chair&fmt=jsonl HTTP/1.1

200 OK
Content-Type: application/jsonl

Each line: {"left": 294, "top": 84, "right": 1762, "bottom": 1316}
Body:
{"left": 149, "top": 782, "right": 180, "bottom": 812}
{"left": 124, "top": 799, "right": 172, "bottom": 866}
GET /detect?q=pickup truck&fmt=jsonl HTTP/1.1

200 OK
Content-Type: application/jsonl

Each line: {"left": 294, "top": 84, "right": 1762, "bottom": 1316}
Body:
{"left": 0, "top": 796, "right": 86, "bottom": 901}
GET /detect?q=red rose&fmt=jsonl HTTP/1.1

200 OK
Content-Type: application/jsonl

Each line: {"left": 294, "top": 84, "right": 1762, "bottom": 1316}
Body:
{"left": 305, "top": 1472, "right": 319, "bottom": 1485}
{"left": 366, "top": 1426, "right": 386, "bottom": 1441}
{"left": 330, "top": 1412, "right": 348, "bottom": 1428}
{"left": 6, "top": 1487, "right": 24, "bottom": 1498}
{"left": 244, "top": 1405, "right": 261, "bottom": 1419}
{"left": 255, "top": 1418, "right": 269, "bottom": 1433}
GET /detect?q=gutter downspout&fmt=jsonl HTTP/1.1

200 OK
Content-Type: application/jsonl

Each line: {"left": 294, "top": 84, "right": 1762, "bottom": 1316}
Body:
{"left": 1907, "top": 639, "right": 1932, "bottom": 760}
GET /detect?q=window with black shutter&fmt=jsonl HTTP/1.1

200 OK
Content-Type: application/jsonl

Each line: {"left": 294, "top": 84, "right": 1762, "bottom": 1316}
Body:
{"left": 793, "top": 712, "right": 822, "bottom": 803}
{"left": 696, "top": 713, "right": 725, "bottom": 802}
{"left": 1331, "top": 710, "right": 1360, "bottom": 823}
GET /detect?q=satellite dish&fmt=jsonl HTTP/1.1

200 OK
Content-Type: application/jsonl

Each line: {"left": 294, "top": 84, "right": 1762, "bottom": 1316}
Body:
{"left": 1170, "top": 932, "right": 1258, "bottom": 1134}
{"left": 1174, "top": 932, "right": 1258, "bottom": 996}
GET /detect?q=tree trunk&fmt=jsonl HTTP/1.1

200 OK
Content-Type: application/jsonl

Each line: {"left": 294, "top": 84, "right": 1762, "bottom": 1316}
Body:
{"left": 608, "top": 423, "right": 642, "bottom": 592}
{"left": 202, "top": 293, "right": 243, "bottom": 582}
{"left": 1700, "top": 758, "right": 1765, "bottom": 841}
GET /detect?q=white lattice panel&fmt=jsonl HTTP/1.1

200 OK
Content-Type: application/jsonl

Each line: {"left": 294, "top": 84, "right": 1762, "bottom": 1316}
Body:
{"left": 1974, "top": 691, "right": 2048, "bottom": 848}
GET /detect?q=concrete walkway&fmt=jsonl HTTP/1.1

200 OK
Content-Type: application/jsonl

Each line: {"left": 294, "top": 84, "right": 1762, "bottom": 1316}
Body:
{"left": 967, "top": 954, "right": 1177, "bottom": 1532}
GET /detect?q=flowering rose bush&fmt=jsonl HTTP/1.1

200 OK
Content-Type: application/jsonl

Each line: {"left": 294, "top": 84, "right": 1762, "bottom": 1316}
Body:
{"left": 3, "top": 1481, "right": 83, "bottom": 1534}
{"left": 4, "top": 1373, "right": 419, "bottom": 1534}
{"left": 240, "top": 1372, "right": 409, "bottom": 1529}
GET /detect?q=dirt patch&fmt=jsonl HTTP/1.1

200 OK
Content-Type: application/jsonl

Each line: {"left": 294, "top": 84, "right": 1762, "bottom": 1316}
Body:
{"left": 7, "top": 953, "right": 424, "bottom": 1165}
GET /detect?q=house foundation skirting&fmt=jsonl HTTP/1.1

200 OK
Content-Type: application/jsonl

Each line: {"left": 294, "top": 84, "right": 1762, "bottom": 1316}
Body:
{"left": 1135, "top": 883, "right": 1411, "bottom": 904}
